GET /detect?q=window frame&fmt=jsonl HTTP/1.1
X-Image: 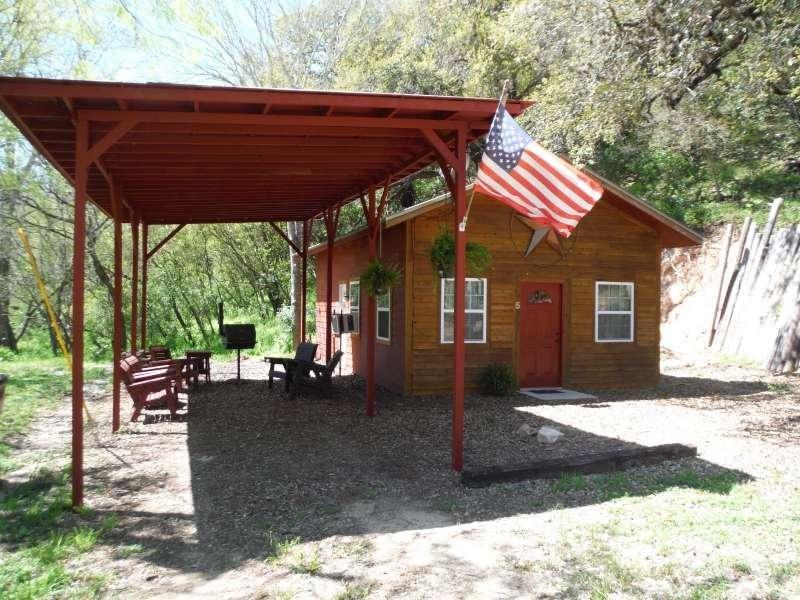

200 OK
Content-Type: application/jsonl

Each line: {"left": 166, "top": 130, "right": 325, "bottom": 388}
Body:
{"left": 594, "top": 281, "right": 635, "bottom": 343}
{"left": 376, "top": 289, "right": 391, "bottom": 342}
{"left": 349, "top": 279, "right": 360, "bottom": 334}
{"left": 440, "top": 277, "right": 488, "bottom": 344}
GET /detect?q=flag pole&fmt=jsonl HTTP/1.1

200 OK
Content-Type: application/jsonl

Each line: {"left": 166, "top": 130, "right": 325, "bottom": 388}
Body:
{"left": 461, "top": 79, "right": 513, "bottom": 231}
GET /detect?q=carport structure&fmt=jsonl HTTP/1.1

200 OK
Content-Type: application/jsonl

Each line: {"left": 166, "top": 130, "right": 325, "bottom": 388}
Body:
{"left": 0, "top": 76, "right": 530, "bottom": 507}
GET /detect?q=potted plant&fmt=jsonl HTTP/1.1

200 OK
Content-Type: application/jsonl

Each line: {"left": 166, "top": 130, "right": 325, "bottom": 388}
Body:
{"left": 360, "top": 259, "right": 401, "bottom": 297}
{"left": 429, "top": 228, "right": 492, "bottom": 277}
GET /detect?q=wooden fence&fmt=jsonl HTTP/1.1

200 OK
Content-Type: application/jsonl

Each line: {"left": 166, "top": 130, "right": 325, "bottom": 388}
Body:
{"left": 708, "top": 198, "right": 800, "bottom": 372}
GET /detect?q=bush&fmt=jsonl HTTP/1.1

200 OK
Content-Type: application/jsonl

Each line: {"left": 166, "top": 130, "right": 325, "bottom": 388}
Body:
{"left": 481, "top": 363, "right": 516, "bottom": 396}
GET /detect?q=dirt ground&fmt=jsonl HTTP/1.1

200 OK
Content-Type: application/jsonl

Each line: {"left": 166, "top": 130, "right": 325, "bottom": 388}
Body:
{"left": 7, "top": 352, "right": 800, "bottom": 599}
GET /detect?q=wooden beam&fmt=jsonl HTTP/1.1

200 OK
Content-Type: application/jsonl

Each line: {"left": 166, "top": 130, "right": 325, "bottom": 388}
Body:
{"left": 421, "top": 128, "right": 458, "bottom": 167}
{"left": 146, "top": 224, "right": 185, "bottom": 260}
{"left": 111, "top": 181, "right": 123, "bottom": 433}
{"left": 71, "top": 117, "right": 88, "bottom": 508}
{"left": 78, "top": 109, "right": 471, "bottom": 132}
{"left": 85, "top": 119, "right": 137, "bottom": 164}
{"left": 451, "top": 127, "right": 467, "bottom": 472}
{"left": 462, "top": 444, "right": 698, "bottom": 488}
{"left": 140, "top": 223, "right": 148, "bottom": 350}
{"left": 268, "top": 221, "right": 304, "bottom": 256}
{"left": 130, "top": 213, "right": 139, "bottom": 353}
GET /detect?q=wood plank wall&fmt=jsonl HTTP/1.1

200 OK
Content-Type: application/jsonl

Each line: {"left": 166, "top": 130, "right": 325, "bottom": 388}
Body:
{"left": 407, "top": 193, "right": 662, "bottom": 394}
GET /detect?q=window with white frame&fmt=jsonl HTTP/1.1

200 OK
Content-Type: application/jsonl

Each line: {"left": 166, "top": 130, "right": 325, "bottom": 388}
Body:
{"left": 338, "top": 282, "right": 348, "bottom": 313}
{"left": 595, "top": 281, "right": 634, "bottom": 342}
{"left": 349, "top": 280, "right": 360, "bottom": 333}
{"left": 441, "top": 278, "right": 487, "bottom": 343}
{"left": 376, "top": 289, "right": 391, "bottom": 341}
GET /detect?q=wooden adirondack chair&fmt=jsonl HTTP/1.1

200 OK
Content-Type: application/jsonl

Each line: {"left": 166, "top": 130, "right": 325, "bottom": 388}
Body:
{"left": 122, "top": 354, "right": 188, "bottom": 392}
{"left": 290, "top": 350, "right": 344, "bottom": 396}
{"left": 119, "top": 358, "right": 180, "bottom": 421}
{"left": 265, "top": 342, "right": 318, "bottom": 390}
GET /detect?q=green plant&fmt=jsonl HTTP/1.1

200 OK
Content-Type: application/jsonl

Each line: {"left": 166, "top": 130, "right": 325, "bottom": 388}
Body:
{"left": 481, "top": 363, "right": 516, "bottom": 396}
{"left": 428, "top": 229, "right": 492, "bottom": 277}
{"left": 359, "top": 260, "right": 401, "bottom": 297}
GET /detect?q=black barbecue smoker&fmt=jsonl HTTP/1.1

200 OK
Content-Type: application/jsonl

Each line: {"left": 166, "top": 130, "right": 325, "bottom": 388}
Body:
{"left": 218, "top": 302, "right": 256, "bottom": 381}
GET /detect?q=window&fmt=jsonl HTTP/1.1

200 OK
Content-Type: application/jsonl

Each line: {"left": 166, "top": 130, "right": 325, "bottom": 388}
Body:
{"left": 441, "top": 278, "right": 487, "bottom": 344}
{"left": 338, "top": 282, "right": 348, "bottom": 313}
{"left": 349, "top": 280, "right": 360, "bottom": 333}
{"left": 595, "top": 281, "right": 634, "bottom": 342}
{"left": 376, "top": 289, "right": 391, "bottom": 341}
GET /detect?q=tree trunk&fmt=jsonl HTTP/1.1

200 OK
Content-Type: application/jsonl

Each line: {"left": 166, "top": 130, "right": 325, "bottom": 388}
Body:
{"left": 0, "top": 191, "right": 17, "bottom": 352}
{"left": 288, "top": 221, "right": 302, "bottom": 347}
{"left": 171, "top": 296, "right": 196, "bottom": 346}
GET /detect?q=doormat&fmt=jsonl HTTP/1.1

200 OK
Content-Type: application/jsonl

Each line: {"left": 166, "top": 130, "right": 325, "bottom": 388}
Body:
{"left": 518, "top": 387, "right": 598, "bottom": 402}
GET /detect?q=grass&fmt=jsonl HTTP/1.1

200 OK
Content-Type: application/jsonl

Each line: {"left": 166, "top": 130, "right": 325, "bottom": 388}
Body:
{"left": 549, "top": 467, "right": 800, "bottom": 599}
{"left": 0, "top": 357, "right": 106, "bottom": 474}
{"left": 0, "top": 357, "right": 112, "bottom": 599}
{"left": 333, "top": 581, "right": 376, "bottom": 600}
{"left": 0, "top": 468, "right": 113, "bottom": 599}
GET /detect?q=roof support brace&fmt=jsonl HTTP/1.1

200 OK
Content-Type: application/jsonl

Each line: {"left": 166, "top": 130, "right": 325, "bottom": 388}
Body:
{"left": 146, "top": 224, "right": 186, "bottom": 260}
{"left": 269, "top": 221, "right": 305, "bottom": 257}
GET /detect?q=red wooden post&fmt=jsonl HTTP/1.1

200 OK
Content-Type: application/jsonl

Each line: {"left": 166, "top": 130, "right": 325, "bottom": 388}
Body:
{"left": 140, "top": 222, "right": 148, "bottom": 350}
{"left": 452, "top": 128, "right": 467, "bottom": 471}
{"left": 130, "top": 214, "right": 139, "bottom": 353}
{"left": 71, "top": 117, "right": 88, "bottom": 507}
{"left": 111, "top": 183, "right": 123, "bottom": 433}
{"left": 300, "top": 220, "right": 308, "bottom": 342}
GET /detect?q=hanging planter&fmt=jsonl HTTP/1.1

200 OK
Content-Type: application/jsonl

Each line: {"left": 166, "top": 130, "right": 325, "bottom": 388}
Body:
{"left": 360, "top": 259, "right": 401, "bottom": 297}
{"left": 429, "top": 228, "right": 492, "bottom": 277}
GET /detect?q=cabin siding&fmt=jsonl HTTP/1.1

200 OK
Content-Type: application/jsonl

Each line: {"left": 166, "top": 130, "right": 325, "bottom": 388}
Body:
{"left": 315, "top": 191, "right": 664, "bottom": 396}
{"left": 314, "top": 225, "right": 406, "bottom": 394}
{"left": 407, "top": 193, "right": 661, "bottom": 394}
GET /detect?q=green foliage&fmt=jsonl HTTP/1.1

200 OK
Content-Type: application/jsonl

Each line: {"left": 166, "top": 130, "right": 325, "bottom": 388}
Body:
{"left": 481, "top": 362, "right": 516, "bottom": 397}
{"left": 0, "top": 358, "right": 106, "bottom": 474}
{"left": 359, "top": 260, "right": 401, "bottom": 298}
{"left": 0, "top": 359, "right": 112, "bottom": 599}
{"left": 429, "top": 229, "right": 492, "bottom": 277}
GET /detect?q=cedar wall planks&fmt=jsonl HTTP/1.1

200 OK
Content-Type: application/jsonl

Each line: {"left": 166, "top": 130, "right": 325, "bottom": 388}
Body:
{"left": 315, "top": 192, "right": 663, "bottom": 395}
{"left": 407, "top": 194, "right": 662, "bottom": 394}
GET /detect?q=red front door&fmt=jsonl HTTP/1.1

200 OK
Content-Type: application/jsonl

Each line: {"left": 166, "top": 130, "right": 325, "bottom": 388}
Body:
{"left": 519, "top": 282, "right": 562, "bottom": 388}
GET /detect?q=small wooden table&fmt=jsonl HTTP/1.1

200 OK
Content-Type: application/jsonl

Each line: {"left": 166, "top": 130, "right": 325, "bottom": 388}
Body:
{"left": 186, "top": 350, "right": 212, "bottom": 385}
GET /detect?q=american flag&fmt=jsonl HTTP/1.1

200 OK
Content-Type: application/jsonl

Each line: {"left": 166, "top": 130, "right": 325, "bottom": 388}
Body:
{"left": 475, "top": 104, "right": 603, "bottom": 237}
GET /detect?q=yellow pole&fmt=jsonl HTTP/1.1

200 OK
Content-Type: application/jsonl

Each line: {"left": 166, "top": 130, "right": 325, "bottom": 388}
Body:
{"left": 17, "top": 228, "right": 92, "bottom": 423}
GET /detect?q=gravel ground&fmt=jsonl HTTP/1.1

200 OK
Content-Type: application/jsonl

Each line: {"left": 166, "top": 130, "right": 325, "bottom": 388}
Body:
{"left": 7, "top": 351, "right": 800, "bottom": 598}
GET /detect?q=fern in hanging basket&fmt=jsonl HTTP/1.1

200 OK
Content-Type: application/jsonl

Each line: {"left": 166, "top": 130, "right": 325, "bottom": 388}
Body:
{"left": 360, "top": 259, "right": 401, "bottom": 297}
{"left": 429, "top": 228, "right": 492, "bottom": 277}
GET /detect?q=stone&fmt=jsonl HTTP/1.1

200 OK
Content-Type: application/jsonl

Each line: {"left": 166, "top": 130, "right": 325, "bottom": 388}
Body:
{"left": 516, "top": 423, "right": 534, "bottom": 436}
{"left": 537, "top": 426, "right": 563, "bottom": 444}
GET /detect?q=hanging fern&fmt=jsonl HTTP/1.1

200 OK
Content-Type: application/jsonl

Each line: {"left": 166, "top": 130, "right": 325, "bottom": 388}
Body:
{"left": 429, "top": 228, "right": 492, "bottom": 277}
{"left": 360, "top": 260, "right": 401, "bottom": 297}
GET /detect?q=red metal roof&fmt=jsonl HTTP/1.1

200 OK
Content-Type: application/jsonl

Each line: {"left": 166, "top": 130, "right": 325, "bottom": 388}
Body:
{"left": 0, "top": 76, "right": 531, "bottom": 224}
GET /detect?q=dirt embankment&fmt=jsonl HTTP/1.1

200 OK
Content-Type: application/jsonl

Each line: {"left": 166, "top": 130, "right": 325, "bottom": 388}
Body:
{"left": 660, "top": 226, "right": 729, "bottom": 358}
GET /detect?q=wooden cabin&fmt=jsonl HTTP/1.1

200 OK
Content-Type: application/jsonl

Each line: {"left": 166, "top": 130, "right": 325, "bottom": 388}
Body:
{"left": 311, "top": 176, "right": 701, "bottom": 395}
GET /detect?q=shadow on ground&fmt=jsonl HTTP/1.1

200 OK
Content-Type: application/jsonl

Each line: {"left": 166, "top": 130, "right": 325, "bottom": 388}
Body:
{"left": 83, "top": 370, "right": 754, "bottom": 579}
